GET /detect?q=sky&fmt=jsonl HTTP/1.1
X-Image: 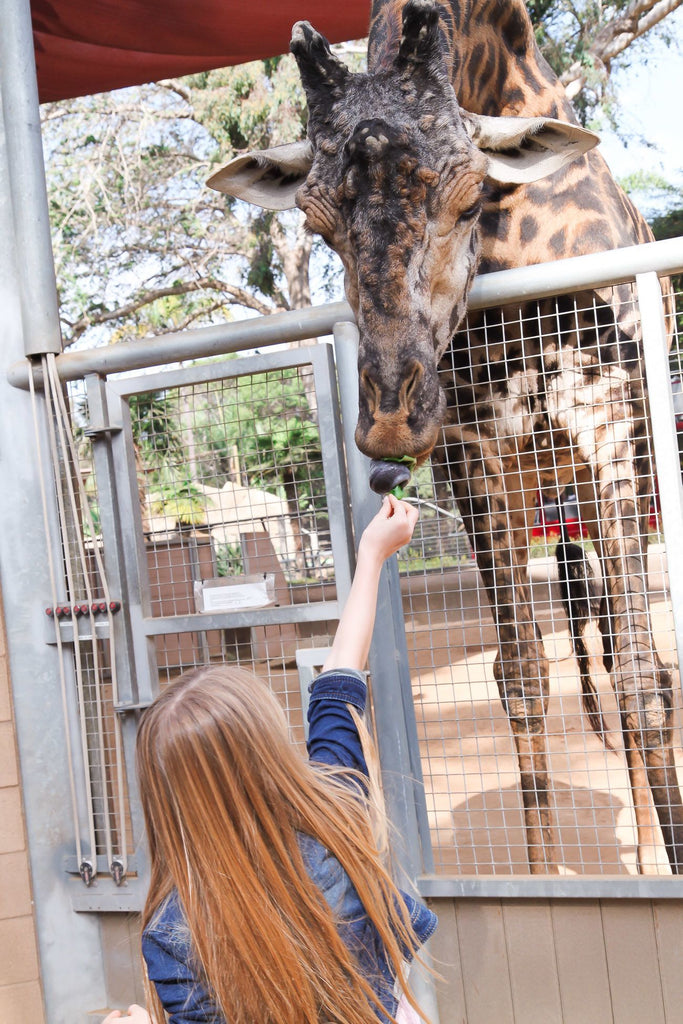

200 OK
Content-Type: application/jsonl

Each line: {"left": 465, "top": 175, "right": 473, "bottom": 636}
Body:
{"left": 597, "top": 6, "right": 683, "bottom": 215}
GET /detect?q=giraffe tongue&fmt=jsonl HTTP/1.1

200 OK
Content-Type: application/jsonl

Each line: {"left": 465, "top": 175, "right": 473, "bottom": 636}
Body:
{"left": 368, "top": 459, "right": 412, "bottom": 495}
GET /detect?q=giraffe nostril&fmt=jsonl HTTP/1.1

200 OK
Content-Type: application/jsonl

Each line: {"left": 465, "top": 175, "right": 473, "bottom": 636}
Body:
{"left": 360, "top": 367, "right": 381, "bottom": 416}
{"left": 400, "top": 360, "right": 425, "bottom": 414}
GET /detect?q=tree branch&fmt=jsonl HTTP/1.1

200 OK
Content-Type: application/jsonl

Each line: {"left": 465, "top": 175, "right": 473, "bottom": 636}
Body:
{"left": 561, "top": 0, "right": 682, "bottom": 98}
{"left": 65, "top": 277, "right": 277, "bottom": 343}
{"left": 157, "top": 79, "right": 195, "bottom": 106}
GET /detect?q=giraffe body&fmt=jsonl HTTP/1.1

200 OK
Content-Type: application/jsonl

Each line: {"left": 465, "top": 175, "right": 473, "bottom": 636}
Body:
{"left": 208, "top": 0, "right": 683, "bottom": 874}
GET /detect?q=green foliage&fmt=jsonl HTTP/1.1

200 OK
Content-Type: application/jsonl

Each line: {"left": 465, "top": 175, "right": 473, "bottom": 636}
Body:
{"left": 175, "top": 365, "right": 325, "bottom": 512}
{"left": 129, "top": 392, "right": 183, "bottom": 469}
{"left": 619, "top": 170, "right": 676, "bottom": 198}
{"left": 224, "top": 368, "right": 324, "bottom": 510}
{"left": 188, "top": 57, "right": 308, "bottom": 153}
{"left": 215, "top": 541, "right": 244, "bottom": 577}
{"left": 651, "top": 205, "right": 683, "bottom": 340}
{"left": 148, "top": 468, "right": 211, "bottom": 527}
{"left": 526, "top": 0, "right": 677, "bottom": 125}
{"left": 651, "top": 206, "right": 683, "bottom": 241}
{"left": 246, "top": 212, "right": 279, "bottom": 297}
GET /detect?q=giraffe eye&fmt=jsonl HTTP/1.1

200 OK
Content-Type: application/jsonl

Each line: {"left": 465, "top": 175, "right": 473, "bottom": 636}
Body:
{"left": 460, "top": 201, "right": 481, "bottom": 222}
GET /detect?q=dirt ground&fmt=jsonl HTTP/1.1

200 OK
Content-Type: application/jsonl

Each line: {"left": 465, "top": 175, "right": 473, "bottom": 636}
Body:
{"left": 403, "top": 543, "right": 683, "bottom": 876}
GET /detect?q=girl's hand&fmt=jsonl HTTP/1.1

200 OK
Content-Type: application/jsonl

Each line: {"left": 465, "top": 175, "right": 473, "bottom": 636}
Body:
{"left": 321, "top": 495, "right": 418, "bottom": 673}
{"left": 102, "top": 1006, "right": 150, "bottom": 1024}
{"left": 357, "top": 495, "right": 419, "bottom": 565}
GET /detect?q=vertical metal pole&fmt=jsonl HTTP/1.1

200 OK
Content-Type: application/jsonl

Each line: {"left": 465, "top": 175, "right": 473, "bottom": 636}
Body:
{"left": 85, "top": 375, "right": 149, "bottom": 879}
{"left": 312, "top": 343, "right": 355, "bottom": 603}
{"left": 334, "top": 321, "right": 434, "bottom": 868}
{"left": 0, "top": 0, "right": 62, "bottom": 356}
{"left": 333, "top": 322, "right": 440, "bottom": 1023}
{"left": 638, "top": 271, "right": 683, "bottom": 683}
{"left": 0, "top": 14, "right": 109, "bottom": 1020}
{"left": 333, "top": 321, "right": 434, "bottom": 873}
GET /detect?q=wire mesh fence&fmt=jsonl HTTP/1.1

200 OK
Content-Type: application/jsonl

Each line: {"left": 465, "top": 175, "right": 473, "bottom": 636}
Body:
{"left": 114, "top": 364, "right": 340, "bottom": 682}
{"left": 64, "top": 265, "right": 683, "bottom": 887}
{"left": 398, "top": 280, "right": 683, "bottom": 876}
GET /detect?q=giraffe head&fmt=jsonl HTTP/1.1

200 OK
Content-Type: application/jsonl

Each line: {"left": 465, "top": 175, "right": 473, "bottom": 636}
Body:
{"left": 208, "top": 0, "right": 597, "bottom": 472}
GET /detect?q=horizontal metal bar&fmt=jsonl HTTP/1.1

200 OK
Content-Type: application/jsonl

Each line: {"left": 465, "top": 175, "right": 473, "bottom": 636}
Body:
{"left": 63, "top": 853, "right": 140, "bottom": 875}
{"left": 9, "top": 300, "right": 353, "bottom": 389}
{"left": 8, "top": 236, "right": 683, "bottom": 390}
{"left": 467, "top": 234, "right": 683, "bottom": 311}
{"left": 104, "top": 338, "right": 330, "bottom": 399}
{"left": 140, "top": 599, "right": 341, "bottom": 636}
{"left": 43, "top": 617, "right": 111, "bottom": 645}
{"left": 418, "top": 874, "right": 683, "bottom": 899}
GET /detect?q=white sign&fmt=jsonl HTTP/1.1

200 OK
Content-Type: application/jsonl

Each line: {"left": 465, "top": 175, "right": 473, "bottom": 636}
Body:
{"left": 194, "top": 574, "right": 276, "bottom": 613}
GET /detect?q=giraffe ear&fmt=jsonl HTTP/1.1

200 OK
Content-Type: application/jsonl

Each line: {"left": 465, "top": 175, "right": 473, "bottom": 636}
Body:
{"left": 460, "top": 111, "right": 600, "bottom": 184}
{"left": 206, "top": 141, "right": 314, "bottom": 211}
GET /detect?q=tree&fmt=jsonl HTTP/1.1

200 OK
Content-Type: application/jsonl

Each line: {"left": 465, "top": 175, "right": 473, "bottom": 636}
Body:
{"left": 43, "top": 58, "right": 335, "bottom": 350}
{"left": 529, "top": 0, "right": 683, "bottom": 124}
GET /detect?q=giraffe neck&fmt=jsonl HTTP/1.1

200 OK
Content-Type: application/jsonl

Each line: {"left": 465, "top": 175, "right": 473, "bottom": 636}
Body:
{"left": 368, "top": 0, "right": 575, "bottom": 121}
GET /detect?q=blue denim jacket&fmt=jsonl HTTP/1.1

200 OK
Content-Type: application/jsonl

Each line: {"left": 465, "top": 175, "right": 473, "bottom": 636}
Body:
{"left": 142, "top": 669, "right": 437, "bottom": 1023}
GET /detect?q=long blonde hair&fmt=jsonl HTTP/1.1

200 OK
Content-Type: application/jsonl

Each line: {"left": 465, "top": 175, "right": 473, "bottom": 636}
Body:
{"left": 137, "top": 665, "right": 424, "bottom": 1024}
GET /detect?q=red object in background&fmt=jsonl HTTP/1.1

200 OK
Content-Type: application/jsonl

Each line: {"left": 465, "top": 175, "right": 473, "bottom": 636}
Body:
{"left": 31, "top": 0, "right": 371, "bottom": 104}
{"left": 533, "top": 490, "right": 661, "bottom": 539}
{"left": 532, "top": 492, "right": 587, "bottom": 539}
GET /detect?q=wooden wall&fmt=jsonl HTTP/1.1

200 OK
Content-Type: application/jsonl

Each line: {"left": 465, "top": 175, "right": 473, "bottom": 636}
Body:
{"left": 0, "top": 595, "right": 46, "bottom": 1021}
{"left": 429, "top": 896, "right": 683, "bottom": 1024}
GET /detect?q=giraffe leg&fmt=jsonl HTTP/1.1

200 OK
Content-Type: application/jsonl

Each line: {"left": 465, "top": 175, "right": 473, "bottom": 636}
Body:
{"left": 441, "top": 439, "right": 557, "bottom": 873}
{"left": 554, "top": 369, "right": 683, "bottom": 873}
{"left": 492, "top": 625, "right": 556, "bottom": 873}
{"left": 596, "top": 497, "right": 683, "bottom": 872}
{"left": 618, "top": 665, "right": 683, "bottom": 873}
{"left": 623, "top": 728, "right": 667, "bottom": 874}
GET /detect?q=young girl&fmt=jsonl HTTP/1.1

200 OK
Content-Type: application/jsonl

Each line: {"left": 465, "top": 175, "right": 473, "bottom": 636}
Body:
{"left": 116, "top": 494, "right": 435, "bottom": 1024}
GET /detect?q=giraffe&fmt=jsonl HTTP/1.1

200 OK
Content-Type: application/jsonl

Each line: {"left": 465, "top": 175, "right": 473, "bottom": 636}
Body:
{"left": 207, "top": 0, "right": 683, "bottom": 874}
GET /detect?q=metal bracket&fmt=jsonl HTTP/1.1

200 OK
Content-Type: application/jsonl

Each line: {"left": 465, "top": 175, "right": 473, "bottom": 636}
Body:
{"left": 43, "top": 615, "right": 111, "bottom": 645}
{"left": 82, "top": 423, "right": 123, "bottom": 438}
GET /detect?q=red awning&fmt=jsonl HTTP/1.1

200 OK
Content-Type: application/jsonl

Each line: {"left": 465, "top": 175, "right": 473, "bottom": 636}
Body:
{"left": 32, "top": 0, "right": 370, "bottom": 103}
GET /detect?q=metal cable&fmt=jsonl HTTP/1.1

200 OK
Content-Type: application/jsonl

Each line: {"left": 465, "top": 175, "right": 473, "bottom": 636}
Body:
{"left": 47, "top": 357, "right": 127, "bottom": 877}
{"left": 28, "top": 358, "right": 95, "bottom": 879}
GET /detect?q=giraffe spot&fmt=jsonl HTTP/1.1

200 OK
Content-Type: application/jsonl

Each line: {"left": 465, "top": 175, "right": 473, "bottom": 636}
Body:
{"left": 480, "top": 206, "right": 511, "bottom": 242}
{"left": 574, "top": 189, "right": 607, "bottom": 214}
{"left": 572, "top": 220, "right": 613, "bottom": 252}
{"left": 502, "top": 87, "right": 525, "bottom": 108}
{"left": 519, "top": 59, "right": 544, "bottom": 95}
{"left": 519, "top": 215, "right": 539, "bottom": 243}
{"left": 549, "top": 228, "right": 566, "bottom": 255}
{"left": 467, "top": 42, "right": 486, "bottom": 95}
{"left": 478, "top": 255, "right": 508, "bottom": 274}
{"left": 497, "top": 3, "right": 531, "bottom": 53}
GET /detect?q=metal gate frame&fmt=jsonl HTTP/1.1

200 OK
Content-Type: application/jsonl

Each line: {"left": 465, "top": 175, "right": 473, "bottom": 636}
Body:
{"left": 77, "top": 338, "right": 434, "bottom": 911}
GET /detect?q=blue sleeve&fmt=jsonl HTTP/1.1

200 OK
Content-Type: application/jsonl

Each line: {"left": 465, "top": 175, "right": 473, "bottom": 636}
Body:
{"left": 306, "top": 669, "right": 369, "bottom": 777}
{"left": 142, "top": 926, "right": 224, "bottom": 1024}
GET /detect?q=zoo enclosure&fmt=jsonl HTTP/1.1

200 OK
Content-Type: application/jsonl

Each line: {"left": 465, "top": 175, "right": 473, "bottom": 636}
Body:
{"left": 10, "top": 234, "right": 683, "bottom": 916}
